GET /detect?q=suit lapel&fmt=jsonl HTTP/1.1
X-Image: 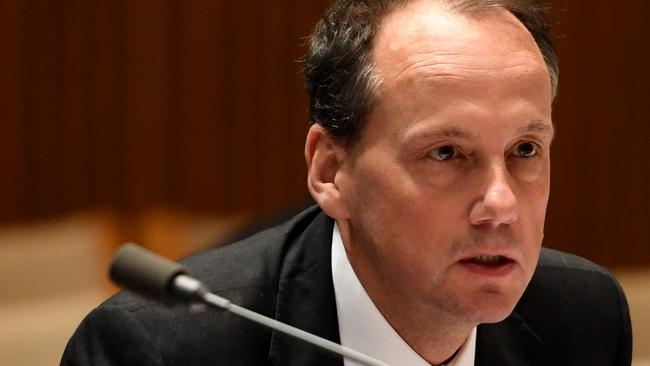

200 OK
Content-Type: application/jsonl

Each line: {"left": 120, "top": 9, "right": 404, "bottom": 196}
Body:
{"left": 268, "top": 212, "right": 344, "bottom": 366}
{"left": 475, "top": 311, "right": 542, "bottom": 366}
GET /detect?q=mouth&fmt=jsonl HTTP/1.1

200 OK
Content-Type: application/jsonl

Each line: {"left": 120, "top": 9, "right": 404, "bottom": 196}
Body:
{"left": 458, "top": 255, "right": 516, "bottom": 276}
{"left": 463, "top": 255, "right": 511, "bottom": 266}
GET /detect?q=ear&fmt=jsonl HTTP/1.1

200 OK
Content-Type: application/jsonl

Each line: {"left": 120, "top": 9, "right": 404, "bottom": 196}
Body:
{"left": 305, "top": 124, "right": 350, "bottom": 220}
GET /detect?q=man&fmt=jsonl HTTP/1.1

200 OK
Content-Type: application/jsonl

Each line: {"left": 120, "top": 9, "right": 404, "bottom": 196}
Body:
{"left": 62, "top": 0, "right": 632, "bottom": 365}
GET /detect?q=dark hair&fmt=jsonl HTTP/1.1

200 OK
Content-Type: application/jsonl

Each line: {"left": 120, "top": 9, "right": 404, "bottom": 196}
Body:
{"left": 305, "top": 0, "right": 558, "bottom": 145}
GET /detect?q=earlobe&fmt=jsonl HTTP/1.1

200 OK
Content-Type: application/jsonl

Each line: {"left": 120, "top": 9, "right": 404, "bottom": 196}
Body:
{"left": 305, "top": 124, "right": 350, "bottom": 220}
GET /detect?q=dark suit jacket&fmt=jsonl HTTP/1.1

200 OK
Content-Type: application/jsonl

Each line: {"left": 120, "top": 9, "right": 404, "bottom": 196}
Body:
{"left": 61, "top": 206, "right": 632, "bottom": 365}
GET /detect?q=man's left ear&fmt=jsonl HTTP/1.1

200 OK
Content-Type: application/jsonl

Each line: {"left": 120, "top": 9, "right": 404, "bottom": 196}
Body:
{"left": 304, "top": 124, "right": 350, "bottom": 220}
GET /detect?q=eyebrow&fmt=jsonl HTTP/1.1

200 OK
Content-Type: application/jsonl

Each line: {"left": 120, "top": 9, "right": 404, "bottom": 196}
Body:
{"left": 402, "top": 126, "right": 474, "bottom": 145}
{"left": 519, "top": 120, "right": 555, "bottom": 137}
{"left": 401, "top": 119, "right": 555, "bottom": 149}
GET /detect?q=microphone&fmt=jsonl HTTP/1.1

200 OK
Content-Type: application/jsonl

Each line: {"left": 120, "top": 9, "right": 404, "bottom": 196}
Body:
{"left": 109, "top": 243, "right": 390, "bottom": 366}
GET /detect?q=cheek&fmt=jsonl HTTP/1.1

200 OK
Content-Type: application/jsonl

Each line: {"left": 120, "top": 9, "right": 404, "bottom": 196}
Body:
{"left": 517, "top": 179, "right": 549, "bottom": 269}
{"left": 345, "top": 161, "right": 459, "bottom": 249}
{"left": 517, "top": 181, "right": 549, "bottom": 236}
{"left": 509, "top": 157, "right": 550, "bottom": 185}
{"left": 411, "top": 159, "right": 475, "bottom": 193}
{"left": 528, "top": 174, "right": 551, "bottom": 220}
{"left": 511, "top": 157, "right": 551, "bottom": 212}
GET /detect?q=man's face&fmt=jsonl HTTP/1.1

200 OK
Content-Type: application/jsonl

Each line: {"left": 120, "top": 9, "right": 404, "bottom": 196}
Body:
{"left": 335, "top": 2, "right": 554, "bottom": 324}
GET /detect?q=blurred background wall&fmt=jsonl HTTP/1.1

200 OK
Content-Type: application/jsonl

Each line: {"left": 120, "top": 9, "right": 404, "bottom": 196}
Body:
{"left": 0, "top": 1, "right": 648, "bottom": 365}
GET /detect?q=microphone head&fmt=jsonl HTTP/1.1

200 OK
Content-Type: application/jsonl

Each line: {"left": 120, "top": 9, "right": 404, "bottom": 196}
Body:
{"left": 109, "top": 243, "right": 187, "bottom": 303}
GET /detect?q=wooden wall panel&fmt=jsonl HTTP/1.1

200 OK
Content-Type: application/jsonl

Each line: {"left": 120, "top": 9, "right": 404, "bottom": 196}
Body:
{"left": 0, "top": 1, "right": 647, "bottom": 267}
{"left": 23, "top": 1, "right": 62, "bottom": 218}
{"left": 60, "top": 0, "right": 91, "bottom": 212}
{"left": 87, "top": 0, "right": 126, "bottom": 209}
{"left": 122, "top": 1, "right": 171, "bottom": 210}
{"left": 544, "top": 1, "right": 650, "bottom": 267}
{"left": 221, "top": 1, "right": 263, "bottom": 212}
{"left": 258, "top": 1, "right": 292, "bottom": 213}
{"left": 173, "top": 0, "right": 228, "bottom": 211}
{"left": 0, "top": 1, "right": 27, "bottom": 221}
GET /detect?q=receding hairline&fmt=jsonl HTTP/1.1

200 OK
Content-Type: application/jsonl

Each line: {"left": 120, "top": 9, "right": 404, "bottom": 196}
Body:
{"left": 367, "top": 0, "right": 554, "bottom": 104}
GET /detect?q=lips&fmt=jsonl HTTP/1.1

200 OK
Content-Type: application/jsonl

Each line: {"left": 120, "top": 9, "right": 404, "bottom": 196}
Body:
{"left": 458, "top": 255, "right": 516, "bottom": 276}
{"left": 466, "top": 255, "right": 510, "bottom": 266}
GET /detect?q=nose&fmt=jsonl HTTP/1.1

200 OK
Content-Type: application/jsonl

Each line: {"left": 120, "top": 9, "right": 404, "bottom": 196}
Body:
{"left": 469, "top": 163, "right": 518, "bottom": 227}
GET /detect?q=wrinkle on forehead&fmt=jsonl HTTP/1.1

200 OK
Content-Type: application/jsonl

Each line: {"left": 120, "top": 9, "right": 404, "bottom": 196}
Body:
{"left": 393, "top": 52, "right": 546, "bottom": 86}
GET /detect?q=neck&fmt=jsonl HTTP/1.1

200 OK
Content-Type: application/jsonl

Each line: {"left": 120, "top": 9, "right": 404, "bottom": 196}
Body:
{"left": 338, "top": 221, "right": 474, "bottom": 365}
{"left": 361, "top": 270, "right": 473, "bottom": 364}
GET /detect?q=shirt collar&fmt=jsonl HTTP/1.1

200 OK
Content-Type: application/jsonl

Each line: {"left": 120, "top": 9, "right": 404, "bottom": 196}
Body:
{"left": 331, "top": 223, "right": 476, "bottom": 366}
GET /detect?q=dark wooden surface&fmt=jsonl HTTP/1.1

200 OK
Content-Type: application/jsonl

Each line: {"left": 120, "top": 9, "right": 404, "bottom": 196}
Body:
{"left": 0, "top": 1, "right": 648, "bottom": 267}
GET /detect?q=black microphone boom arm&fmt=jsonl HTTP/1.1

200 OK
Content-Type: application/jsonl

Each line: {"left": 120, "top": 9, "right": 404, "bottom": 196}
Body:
{"left": 109, "top": 243, "right": 390, "bottom": 366}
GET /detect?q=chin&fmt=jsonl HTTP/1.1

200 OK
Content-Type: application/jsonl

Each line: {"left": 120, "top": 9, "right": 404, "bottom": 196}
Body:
{"left": 474, "top": 306, "right": 516, "bottom": 324}
{"left": 453, "top": 288, "right": 523, "bottom": 325}
{"left": 459, "top": 303, "right": 517, "bottom": 325}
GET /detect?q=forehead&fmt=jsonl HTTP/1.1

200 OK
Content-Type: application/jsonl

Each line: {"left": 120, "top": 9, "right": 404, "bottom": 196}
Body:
{"left": 348, "top": 1, "right": 554, "bottom": 148}
{"left": 372, "top": 1, "right": 548, "bottom": 91}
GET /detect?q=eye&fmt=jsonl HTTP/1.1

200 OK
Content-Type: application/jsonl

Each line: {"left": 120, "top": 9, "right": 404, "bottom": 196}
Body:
{"left": 513, "top": 142, "right": 538, "bottom": 158}
{"left": 429, "top": 145, "right": 459, "bottom": 161}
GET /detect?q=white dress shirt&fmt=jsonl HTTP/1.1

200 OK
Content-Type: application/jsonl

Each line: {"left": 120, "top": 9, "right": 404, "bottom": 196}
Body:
{"left": 331, "top": 223, "right": 476, "bottom": 366}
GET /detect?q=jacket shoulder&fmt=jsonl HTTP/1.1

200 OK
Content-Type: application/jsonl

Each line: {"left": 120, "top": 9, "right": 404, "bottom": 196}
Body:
{"left": 515, "top": 247, "right": 632, "bottom": 365}
{"left": 61, "top": 205, "right": 324, "bottom": 366}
